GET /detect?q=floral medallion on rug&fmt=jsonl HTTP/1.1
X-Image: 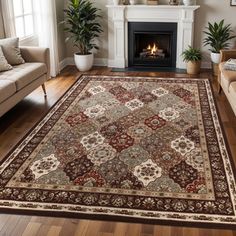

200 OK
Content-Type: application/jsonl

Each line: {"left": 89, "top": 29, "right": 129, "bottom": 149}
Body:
{"left": 0, "top": 75, "right": 236, "bottom": 227}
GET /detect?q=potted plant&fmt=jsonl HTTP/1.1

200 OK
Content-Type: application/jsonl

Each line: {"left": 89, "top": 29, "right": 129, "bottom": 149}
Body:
{"left": 183, "top": 0, "right": 195, "bottom": 6}
{"left": 182, "top": 46, "right": 202, "bottom": 75}
{"left": 62, "top": 0, "right": 103, "bottom": 72}
{"left": 203, "top": 20, "right": 236, "bottom": 64}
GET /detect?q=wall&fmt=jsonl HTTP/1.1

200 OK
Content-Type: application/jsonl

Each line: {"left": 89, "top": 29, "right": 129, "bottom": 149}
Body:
{"left": 1, "top": 0, "right": 235, "bottom": 66}
{"left": 64, "top": 0, "right": 236, "bottom": 67}
{"left": 56, "top": 0, "right": 66, "bottom": 63}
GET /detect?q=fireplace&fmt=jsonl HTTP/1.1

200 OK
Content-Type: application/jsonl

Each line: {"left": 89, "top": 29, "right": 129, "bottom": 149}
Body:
{"left": 107, "top": 5, "right": 200, "bottom": 69}
{"left": 128, "top": 22, "right": 177, "bottom": 67}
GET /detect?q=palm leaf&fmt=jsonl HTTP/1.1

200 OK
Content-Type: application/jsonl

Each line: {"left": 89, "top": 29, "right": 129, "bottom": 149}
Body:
{"left": 182, "top": 46, "right": 202, "bottom": 62}
{"left": 203, "top": 20, "right": 236, "bottom": 53}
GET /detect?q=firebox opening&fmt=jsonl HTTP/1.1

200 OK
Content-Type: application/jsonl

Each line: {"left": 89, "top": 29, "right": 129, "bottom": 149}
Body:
{"left": 128, "top": 22, "right": 177, "bottom": 68}
{"left": 135, "top": 33, "right": 171, "bottom": 60}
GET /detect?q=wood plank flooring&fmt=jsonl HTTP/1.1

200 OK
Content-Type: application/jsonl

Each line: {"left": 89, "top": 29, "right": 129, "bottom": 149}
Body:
{"left": 0, "top": 66, "right": 236, "bottom": 236}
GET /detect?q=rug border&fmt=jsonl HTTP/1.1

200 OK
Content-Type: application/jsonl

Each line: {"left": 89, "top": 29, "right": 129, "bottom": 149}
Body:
{"left": 1, "top": 75, "right": 236, "bottom": 230}
{"left": 208, "top": 80, "right": 236, "bottom": 175}
{"left": 1, "top": 206, "right": 236, "bottom": 230}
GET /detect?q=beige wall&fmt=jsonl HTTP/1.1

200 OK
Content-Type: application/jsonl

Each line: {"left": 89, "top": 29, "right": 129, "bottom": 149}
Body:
{"left": 56, "top": 0, "right": 66, "bottom": 62}
{"left": 64, "top": 0, "right": 236, "bottom": 66}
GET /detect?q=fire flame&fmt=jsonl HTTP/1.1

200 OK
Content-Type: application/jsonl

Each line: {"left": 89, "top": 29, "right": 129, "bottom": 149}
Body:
{"left": 147, "top": 43, "right": 158, "bottom": 55}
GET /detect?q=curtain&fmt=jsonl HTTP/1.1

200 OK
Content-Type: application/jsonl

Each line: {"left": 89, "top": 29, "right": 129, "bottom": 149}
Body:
{"left": 0, "top": 0, "right": 16, "bottom": 37}
{"left": 33, "top": 0, "right": 59, "bottom": 77}
{"left": 0, "top": 3, "right": 5, "bottom": 38}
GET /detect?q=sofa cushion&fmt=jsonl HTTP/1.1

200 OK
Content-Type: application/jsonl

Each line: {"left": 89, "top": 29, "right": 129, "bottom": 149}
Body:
{"left": 220, "top": 62, "right": 236, "bottom": 85}
{"left": 0, "top": 46, "right": 12, "bottom": 72}
{"left": 0, "top": 63, "right": 47, "bottom": 91}
{"left": 0, "top": 80, "right": 16, "bottom": 103}
{"left": 0, "top": 38, "right": 25, "bottom": 65}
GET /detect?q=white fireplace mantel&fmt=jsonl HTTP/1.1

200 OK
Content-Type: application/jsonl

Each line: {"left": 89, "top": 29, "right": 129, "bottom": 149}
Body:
{"left": 107, "top": 5, "right": 200, "bottom": 69}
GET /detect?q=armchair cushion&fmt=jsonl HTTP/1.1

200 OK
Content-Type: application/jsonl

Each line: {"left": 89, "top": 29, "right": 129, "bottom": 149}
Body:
{"left": 219, "top": 62, "right": 236, "bottom": 85}
{"left": 224, "top": 59, "right": 236, "bottom": 71}
{"left": 232, "top": 82, "right": 236, "bottom": 93}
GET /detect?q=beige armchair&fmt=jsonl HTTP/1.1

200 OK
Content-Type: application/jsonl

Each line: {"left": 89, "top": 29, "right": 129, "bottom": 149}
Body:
{"left": 218, "top": 50, "right": 236, "bottom": 92}
{"left": 218, "top": 49, "right": 236, "bottom": 115}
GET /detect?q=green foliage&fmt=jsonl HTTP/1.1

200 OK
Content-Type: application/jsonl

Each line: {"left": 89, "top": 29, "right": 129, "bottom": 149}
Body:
{"left": 203, "top": 20, "right": 236, "bottom": 53}
{"left": 182, "top": 46, "right": 202, "bottom": 62}
{"left": 61, "top": 0, "right": 103, "bottom": 55}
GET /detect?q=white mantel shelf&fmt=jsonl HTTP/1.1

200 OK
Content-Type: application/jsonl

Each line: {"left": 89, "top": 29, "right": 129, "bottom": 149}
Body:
{"left": 107, "top": 4, "right": 200, "bottom": 69}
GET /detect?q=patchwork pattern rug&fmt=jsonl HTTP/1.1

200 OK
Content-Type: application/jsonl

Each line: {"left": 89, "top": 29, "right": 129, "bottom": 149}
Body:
{"left": 1, "top": 75, "right": 236, "bottom": 227}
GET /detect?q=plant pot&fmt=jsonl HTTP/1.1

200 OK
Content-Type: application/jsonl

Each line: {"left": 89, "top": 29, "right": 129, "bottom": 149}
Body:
{"left": 186, "top": 61, "right": 201, "bottom": 75}
{"left": 183, "top": 0, "right": 194, "bottom": 6}
{"left": 113, "top": 0, "right": 120, "bottom": 5}
{"left": 210, "top": 52, "right": 221, "bottom": 64}
{"left": 74, "top": 53, "right": 94, "bottom": 72}
{"left": 212, "top": 62, "right": 219, "bottom": 77}
{"left": 169, "top": 0, "right": 179, "bottom": 5}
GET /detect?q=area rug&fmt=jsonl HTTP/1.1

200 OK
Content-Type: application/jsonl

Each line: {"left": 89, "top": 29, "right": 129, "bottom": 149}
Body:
{"left": 1, "top": 75, "right": 236, "bottom": 227}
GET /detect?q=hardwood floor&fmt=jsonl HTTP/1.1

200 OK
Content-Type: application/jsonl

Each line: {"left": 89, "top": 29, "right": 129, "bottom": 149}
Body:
{"left": 0, "top": 66, "right": 236, "bottom": 236}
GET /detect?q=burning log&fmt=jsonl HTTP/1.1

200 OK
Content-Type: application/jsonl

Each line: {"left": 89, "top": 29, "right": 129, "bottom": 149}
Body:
{"left": 139, "top": 43, "right": 165, "bottom": 58}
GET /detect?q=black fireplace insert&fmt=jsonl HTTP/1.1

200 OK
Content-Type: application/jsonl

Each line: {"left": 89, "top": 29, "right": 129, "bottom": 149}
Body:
{"left": 128, "top": 22, "right": 177, "bottom": 68}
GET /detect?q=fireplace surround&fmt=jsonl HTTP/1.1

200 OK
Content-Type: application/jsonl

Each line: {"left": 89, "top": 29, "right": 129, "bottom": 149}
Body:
{"left": 107, "top": 5, "right": 200, "bottom": 69}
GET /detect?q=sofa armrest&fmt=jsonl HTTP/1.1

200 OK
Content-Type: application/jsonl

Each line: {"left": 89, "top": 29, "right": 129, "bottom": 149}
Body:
{"left": 20, "top": 47, "right": 50, "bottom": 80}
{"left": 220, "top": 49, "right": 236, "bottom": 62}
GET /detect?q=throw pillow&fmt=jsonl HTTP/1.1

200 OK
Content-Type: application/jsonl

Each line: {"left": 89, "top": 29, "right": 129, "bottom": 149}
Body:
{"left": 224, "top": 58, "right": 236, "bottom": 71}
{"left": 0, "top": 37, "right": 25, "bottom": 65}
{"left": 0, "top": 46, "right": 13, "bottom": 72}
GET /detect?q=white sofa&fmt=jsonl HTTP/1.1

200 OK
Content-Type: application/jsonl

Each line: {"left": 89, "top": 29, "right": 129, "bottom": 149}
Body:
{"left": 218, "top": 50, "right": 236, "bottom": 116}
{"left": 0, "top": 47, "right": 50, "bottom": 118}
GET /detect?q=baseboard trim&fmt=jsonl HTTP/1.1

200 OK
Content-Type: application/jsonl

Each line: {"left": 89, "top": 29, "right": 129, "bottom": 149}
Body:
{"left": 94, "top": 58, "right": 108, "bottom": 67}
{"left": 59, "top": 58, "right": 69, "bottom": 71}
{"left": 59, "top": 57, "right": 108, "bottom": 71}
{"left": 59, "top": 58, "right": 212, "bottom": 70}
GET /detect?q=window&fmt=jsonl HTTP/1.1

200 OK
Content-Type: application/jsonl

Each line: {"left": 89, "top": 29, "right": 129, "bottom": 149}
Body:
{"left": 12, "top": 0, "right": 35, "bottom": 38}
